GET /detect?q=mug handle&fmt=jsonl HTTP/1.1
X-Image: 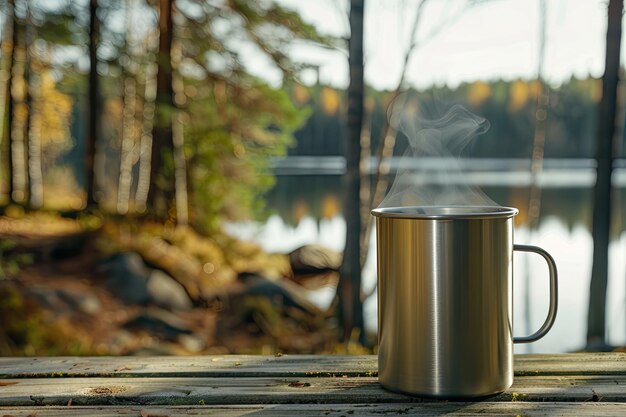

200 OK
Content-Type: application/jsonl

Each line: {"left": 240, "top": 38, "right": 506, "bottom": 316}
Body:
{"left": 513, "top": 244, "right": 559, "bottom": 344}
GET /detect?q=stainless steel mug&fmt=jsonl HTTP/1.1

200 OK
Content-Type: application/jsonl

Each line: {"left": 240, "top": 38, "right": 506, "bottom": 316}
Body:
{"left": 372, "top": 206, "right": 558, "bottom": 398}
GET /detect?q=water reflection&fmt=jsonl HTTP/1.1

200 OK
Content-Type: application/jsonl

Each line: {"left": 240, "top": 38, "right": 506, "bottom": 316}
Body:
{"left": 266, "top": 173, "right": 604, "bottom": 233}
{"left": 229, "top": 163, "right": 626, "bottom": 353}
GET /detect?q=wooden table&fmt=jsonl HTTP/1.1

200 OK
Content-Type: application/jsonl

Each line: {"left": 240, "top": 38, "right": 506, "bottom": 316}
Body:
{"left": 0, "top": 353, "right": 625, "bottom": 415}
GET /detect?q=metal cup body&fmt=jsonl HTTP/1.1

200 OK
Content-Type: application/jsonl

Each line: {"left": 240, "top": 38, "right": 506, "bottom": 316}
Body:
{"left": 374, "top": 206, "right": 517, "bottom": 398}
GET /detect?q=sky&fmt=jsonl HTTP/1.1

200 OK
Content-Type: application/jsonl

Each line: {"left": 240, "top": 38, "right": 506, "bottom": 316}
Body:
{"left": 0, "top": 0, "right": 611, "bottom": 90}
{"left": 244, "top": 0, "right": 611, "bottom": 90}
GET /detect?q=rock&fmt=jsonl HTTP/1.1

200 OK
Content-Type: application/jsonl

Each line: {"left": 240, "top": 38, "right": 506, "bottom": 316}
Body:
{"left": 288, "top": 244, "right": 342, "bottom": 275}
{"left": 239, "top": 273, "right": 320, "bottom": 314}
{"left": 123, "top": 308, "right": 193, "bottom": 341}
{"left": 29, "top": 287, "right": 65, "bottom": 310}
{"left": 110, "top": 330, "right": 136, "bottom": 354}
{"left": 104, "top": 252, "right": 193, "bottom": 310}
{"left": 147, "top": 270, "right": 193, "bottom": 311}
{"left": 104, "top": 252, "right": 151, "bottom": 304}
{"left": 178, "top": 334, "right": 206, "bottom": 353}
{"left": 127, "top": 345, "right": 178, "bottom": 356}
{"left": 57, "top": 288, "right": 102, "bottom": 315}
{"left": 28, "top": 287, "right": 101, "bottom": 315}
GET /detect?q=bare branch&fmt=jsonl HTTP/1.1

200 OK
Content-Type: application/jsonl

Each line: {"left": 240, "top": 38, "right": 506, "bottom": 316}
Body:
{"left": 360, "top": 0, "right": 491, "bottom": 271}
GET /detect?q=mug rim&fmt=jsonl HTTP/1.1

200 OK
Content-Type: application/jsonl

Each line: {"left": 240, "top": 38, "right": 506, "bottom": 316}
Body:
{"left": 371, "top": 205, "right": 519, "bottom": 220}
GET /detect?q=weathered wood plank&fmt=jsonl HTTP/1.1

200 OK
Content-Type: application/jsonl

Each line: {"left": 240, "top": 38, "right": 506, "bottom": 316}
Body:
{"left": 1, "top": 353, "right": 624, "bottom": 378}
{"left": 1, "top": 403, "right": 626, "bottom": 417}
{"left": 515, "top": 353, "right": 626, "bottom": 376}
{"left": 0, "top": 355, "right": 377, "bottom": 378}
{"left": 0, "top": 375, "right": 625, "bottom": 406}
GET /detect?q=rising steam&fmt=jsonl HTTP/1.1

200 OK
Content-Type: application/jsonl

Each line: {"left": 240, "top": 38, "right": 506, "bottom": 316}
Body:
{"left": 378, "top": 101, "right": 498, "bottom": 209}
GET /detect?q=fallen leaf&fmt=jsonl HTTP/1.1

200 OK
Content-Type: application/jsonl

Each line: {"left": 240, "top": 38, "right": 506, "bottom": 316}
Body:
{"left": 288, "top": 381, "right": 311, "bottom": 388}
{"left": 0, "top": 382, "right": 18, "bottom": 387}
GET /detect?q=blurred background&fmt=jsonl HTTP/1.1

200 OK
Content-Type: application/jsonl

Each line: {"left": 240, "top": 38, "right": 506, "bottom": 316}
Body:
{"left": 0, "top": 0, "right": 625, "bottom": 356}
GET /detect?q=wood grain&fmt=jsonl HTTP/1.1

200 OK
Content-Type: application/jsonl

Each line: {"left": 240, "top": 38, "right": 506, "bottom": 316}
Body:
{"left": 1, "top": 353, "right": 625, "bottom": 414}
{"left": 0, "top": 375, "right": 625, "bottom": 406}
{"left": 1, "top": 353, "right": 624, "bottom": 378}
{"left": 1, "top": 403, "right": 626, "bottom": 417}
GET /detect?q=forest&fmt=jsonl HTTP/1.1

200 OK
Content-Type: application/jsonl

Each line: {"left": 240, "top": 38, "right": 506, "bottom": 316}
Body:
{"left": 0, "top": 0, "right": 346, "bottom": 355}
{"left": 0, "top": 0, "right": 622, "bottom": 355}
{"left": 291, "top": 78, "right": 607, "bottom": 159}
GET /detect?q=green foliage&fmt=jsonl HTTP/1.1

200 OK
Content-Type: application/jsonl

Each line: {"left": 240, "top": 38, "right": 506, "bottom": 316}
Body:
{"left": 0, "top": 283, "right": 91, "bottom": 356}
{"left": 33, "top": 8, "right": 76, "bottom": 46}
{"left": 228, "top": 0, "right": 336, "bottom": 77}
{"left": 2, "top": 0, "right": 330, "bottom": 228}
{"left": 185, "top": 75, "right": 309, "bottom": 232}
{"left": 0, "top": 284, "right": 35, "bottom": 353}
{"left": 174, "top": 0, "right": 324, "bottom": 231}
{"left": 0, "top": 239, "right": 32, "bottom": 279}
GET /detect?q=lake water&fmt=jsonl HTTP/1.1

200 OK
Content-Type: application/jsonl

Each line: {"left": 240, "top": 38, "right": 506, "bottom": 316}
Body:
{"left": 227, "top": 157, "right": 626, "bottom": 353}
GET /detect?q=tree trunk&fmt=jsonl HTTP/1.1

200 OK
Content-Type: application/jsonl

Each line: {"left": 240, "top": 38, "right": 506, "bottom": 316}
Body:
{"left": 117, "top": 75, "right": 137, "bottom": 214}
{"left": 523, "top": 0, "right": 548, "bottom": 347}
{"left": 86, "top": 0, "right": 99, "bottom": 208}
{"left": 26, "top": 16, "right": 43, "bottom": 210}
{"left": 3, "top": 0, "right": 15, "bottom": 201}
{"left": 117, "top": 1, "right": 139, "bottom": 215}
{"left": 338, "top": 0, "right": 365, "bottom": 343}
{"left": 27, "top": 67, "right": 43, "bottom": 209}
{"left": 586, "top": 0, "right": 623, "bottom": 349}
{"left": 361, "top": 0, "right": 428, "bottom": 268}
{"left": 9, "top": 10, "right": 29, "bottom": 206}
{"left": 171, "top": 38, "right": 188, "bottom": 226}
{"left": 21, "top": 13, "right": 31, "bottom": 207}
{"left": 134, "top": 61, "right": 157, "bottom": 213}
{"left": 148, "top": 0, "right": 175, "bottom": 219}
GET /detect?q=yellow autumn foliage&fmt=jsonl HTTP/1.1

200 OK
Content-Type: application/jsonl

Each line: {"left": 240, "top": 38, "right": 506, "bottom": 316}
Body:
{"left": 293, "top": 199, "right": 309, "bottom": 223}
{"left": 508, "top": 80, "right": 531, "bottom": 112}
{"left": 321, "top": 87, "right": 340, "bottom": 115}
{"left": 321, "top": 193, "right": 340, "bottom": 219}
{"left": 104, "top": 97, "right": 124, "bottom": 129}
{"left": 590, "top": 79, "right": 602, "bottom": 102}
{"left": 467, "top": 81, "right": 491, "bottom": 106}
{"left": 39, "top": 71, "right": 73, "bottom": 148}
{"left": 292, "top": 84, "right": 310, "bottom": 105}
